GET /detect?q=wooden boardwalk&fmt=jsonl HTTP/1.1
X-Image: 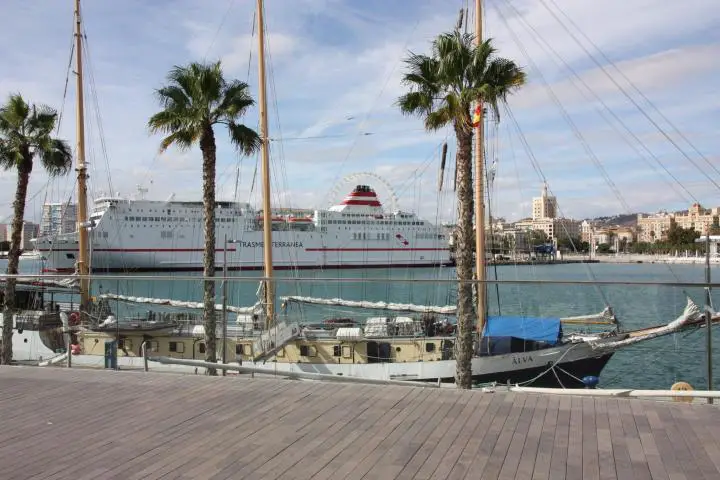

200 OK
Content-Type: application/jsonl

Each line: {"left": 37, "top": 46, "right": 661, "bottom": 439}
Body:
{"left": 0, "top": 367, "right": 718, "bottom": 480}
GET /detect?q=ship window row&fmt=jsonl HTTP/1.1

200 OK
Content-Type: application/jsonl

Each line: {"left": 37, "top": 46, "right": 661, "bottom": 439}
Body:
{"left": 353, "top": 232, "right": 393, "bottom": 240}
{"left": 326, "top": 220, "right": 424, "bottom": 226}
{"left": 124, "top": 216, "right": 234, "bottom": 223}
{"left": 123, "top": 208, "right": 242, "bottom": 215}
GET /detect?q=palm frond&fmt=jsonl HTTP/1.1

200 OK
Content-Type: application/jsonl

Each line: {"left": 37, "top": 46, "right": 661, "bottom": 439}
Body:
{"left": 27, "top": 104, "right": 58, "bottom": 137}
{"left": 156, "top": 85, "right": 191, "bottom": 111}
{"left": 151, "top": 60, "right": 252, "bottom": 155}
{"left": 397, "top": 91, "right": 435, "bottom": 117}
{"left": 215, "top": 80, "right": 254, "bottom": 122}
{"left": 425, "top": 106, "right": 454, "bottom": 131}
{"left": 227, "top": 122, "right": 261, "bottom": 156}
{"left": 38, "top": 138, "right": 72, "bottom": 177}
{"left": 0, "top": 139, "right": 19, "bottom": 170}
{"left": 0, "top": 94, "right": 30, "bottom": 131}
{"left": 148, "top": 109, "right": 195, "bottom": 135}
{"left": 159, "top": 129, "right": 199, "bottom": 152}
{"left": 401, "top": 53, "right": 439, "bottom": 87}
{"left": 166, "top": 65, "right": 198, "bottom": 103}
{"left": 194, "top": 61, "right": 225, "bottom": 109}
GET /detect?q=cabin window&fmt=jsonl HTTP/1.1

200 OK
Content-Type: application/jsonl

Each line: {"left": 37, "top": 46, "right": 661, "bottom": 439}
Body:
{"left": 333, "top": 345, "right": 341, "bottom": 357}
{"left": 169, "top": 341, "right": 184, "bottom": 353}
{"left": 198, "top": 343, "right": 206, "bottom": 354}
{"left": 236, "top": 344, "right": 251, "bottom": 355}
{"left": 66, "top": 253, "right": 75, "bottom": 259}
{"left": 342, "top": 345, "right": 352, "bottom": 358}
{"left": 299, "top": 345, "right": 316, "bottom": 357}
{"left": 425, "top": 342, "right": 435, "bottom": 353}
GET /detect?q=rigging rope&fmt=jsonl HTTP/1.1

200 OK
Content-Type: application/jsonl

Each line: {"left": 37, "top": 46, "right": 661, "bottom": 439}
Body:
{"left": 497, "top": 0, "right": 695, "bottom": 204}
{"left": 203, "top": 0, "right": 238, "bottom": 61}
{"left": 495, "top": 0, "right": 689, "bottom": 290}
{"left": 538, "top": 0, "right": 720, "bottom": 191}
{"left": 494, "top": 5, "right": 631, "bottom": 215}
{"left": 501, "top": 104, "right": 612, "bottom": 308}
{"left": 81, "top": 28, "right": 114, "bottom": 196}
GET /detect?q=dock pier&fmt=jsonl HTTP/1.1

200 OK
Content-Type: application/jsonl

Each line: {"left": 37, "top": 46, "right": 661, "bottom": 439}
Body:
{"left": 0, "top": 367, "right": 717, "bottom": 479}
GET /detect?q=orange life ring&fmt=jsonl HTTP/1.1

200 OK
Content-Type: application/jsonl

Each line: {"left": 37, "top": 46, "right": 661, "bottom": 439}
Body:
{"left": 68, "top": 312, "right": 80, "bottom": 326}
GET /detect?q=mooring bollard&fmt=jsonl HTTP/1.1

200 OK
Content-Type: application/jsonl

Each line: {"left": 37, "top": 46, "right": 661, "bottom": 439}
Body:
{"left": 141, "top": 341, "right": 149, "bottom": 372}
{"left": 66, "top": 339, "right": 72, "bottom": 368}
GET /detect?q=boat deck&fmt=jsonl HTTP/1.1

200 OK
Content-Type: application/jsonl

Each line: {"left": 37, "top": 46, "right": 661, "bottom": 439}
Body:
{"left": 0, "top": 367, "right": 718, "bottom": 479}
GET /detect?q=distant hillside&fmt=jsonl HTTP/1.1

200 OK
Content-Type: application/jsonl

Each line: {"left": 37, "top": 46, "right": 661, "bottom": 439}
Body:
{"left": 587, "top": 213, "right": 642, "bottom": 227}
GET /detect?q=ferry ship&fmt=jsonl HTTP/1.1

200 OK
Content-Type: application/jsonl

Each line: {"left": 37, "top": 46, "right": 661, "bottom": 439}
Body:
{"left": 33, "top": 185, "right": 452, "bottom": 272}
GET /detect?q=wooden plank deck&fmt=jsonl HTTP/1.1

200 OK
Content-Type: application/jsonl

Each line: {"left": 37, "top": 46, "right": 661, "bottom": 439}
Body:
{"left": 0, "top": 367, "right": 718, "bottom": 480}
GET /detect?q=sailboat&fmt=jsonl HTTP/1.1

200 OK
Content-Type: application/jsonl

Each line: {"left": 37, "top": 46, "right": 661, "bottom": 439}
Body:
{"left": 60, "top": 0, "right": 720, "bottom": 388}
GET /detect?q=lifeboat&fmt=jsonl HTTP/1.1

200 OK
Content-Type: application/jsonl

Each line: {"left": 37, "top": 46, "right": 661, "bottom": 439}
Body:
{"left": 323, "top": 318, "right": 356, "bottom": 329}
{"left": 255, "top": 215, "right": 285, "bottom": 223}
{"left": 287, "top": 216, "right": 313, "bottom": 223}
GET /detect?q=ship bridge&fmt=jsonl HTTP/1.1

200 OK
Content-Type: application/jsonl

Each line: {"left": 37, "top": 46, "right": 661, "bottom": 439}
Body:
{"left": 328, "top": 185, "right": 386, "bottom": 214}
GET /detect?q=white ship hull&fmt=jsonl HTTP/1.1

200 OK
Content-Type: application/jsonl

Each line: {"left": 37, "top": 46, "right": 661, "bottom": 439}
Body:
{"left": 34, "top": 186, "right": 452, "bottom": 272}
{"left": 37, "top": 229, "right": 451, "bottom": 272}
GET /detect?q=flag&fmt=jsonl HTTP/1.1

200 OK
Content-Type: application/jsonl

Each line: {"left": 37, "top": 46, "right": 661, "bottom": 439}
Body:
{"left": 472, "top": 104, "right": 482, "bottom": 127}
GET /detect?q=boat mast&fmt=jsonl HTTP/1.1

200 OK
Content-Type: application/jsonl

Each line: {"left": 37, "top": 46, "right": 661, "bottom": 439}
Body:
{"left": 474, "top": 0, "right": 487, "bottom": 335}
{"left": 256, "top": 0, "right": 275, "bottom": 325}
{"left": 74, "top": 0, "right": 91, "bottom": 310}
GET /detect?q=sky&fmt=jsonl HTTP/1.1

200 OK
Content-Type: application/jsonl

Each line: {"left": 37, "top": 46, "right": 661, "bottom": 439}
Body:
{"left": 0, "top": 0, "right": 718, "bottom": 225}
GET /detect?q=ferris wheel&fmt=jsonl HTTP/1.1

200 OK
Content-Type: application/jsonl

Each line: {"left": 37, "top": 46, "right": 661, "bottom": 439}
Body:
{"left": 327, "top": 172, "right": 400, "bottom": 213}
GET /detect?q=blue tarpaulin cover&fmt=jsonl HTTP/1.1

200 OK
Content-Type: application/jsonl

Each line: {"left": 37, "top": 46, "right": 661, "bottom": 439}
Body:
{"left": 483, "top": 315, "right": 561, "bottom": 343}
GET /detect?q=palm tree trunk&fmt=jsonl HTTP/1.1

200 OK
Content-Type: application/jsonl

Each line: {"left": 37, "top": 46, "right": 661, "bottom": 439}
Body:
{"left": 199, "top": 125, "right": 217, "bottom": 376}
{"left": 454, "top": 121, "right": 476, "bottom": 389}
{"left": 2, "top": 158, "right": 33, "bottom": 364}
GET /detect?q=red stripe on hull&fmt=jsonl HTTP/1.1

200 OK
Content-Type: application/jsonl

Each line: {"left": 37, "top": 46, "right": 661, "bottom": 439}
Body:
{"left": 39, "top": 247, "right": 447, "bottom": 253}
{"left": 306, "top": 248, "right": 447, "bottom": 252}
{"left": 44, "top": 260, "right": 456, "bottom": 273}
{"left": 38, "top": 248, "right": 237, "bottom": 253}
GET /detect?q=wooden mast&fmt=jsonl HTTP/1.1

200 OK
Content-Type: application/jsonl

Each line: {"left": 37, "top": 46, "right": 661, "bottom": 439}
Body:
{"left": 256, "top": 0, "right": 275, "bottom": 325}
{"left": 74, "top": 0, "right": 91, "bottom": 310}
{"left": 474, "top": 0, "right": 487, "bottom": 335}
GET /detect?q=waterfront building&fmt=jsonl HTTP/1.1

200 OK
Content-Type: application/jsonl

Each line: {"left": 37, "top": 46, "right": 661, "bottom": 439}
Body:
{"left": 40, "top": 202, "right": 77, "bottom": 236}
{"left": 637, "top": 203, "right": 719, "bottom": 242}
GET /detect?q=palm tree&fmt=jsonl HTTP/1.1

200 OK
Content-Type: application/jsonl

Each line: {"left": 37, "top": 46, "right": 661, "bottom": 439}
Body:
{"left": 0, "top": 94, "right": 72, "bottom": 364}
{"left": 398, "top": 32, "right": 525, "bottom": 388}
{"left": 148, "top": 61, "right": 260, "bottom": 375}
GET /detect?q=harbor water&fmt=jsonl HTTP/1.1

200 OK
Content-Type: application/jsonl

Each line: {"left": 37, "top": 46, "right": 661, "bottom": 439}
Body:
{"left": 8, "top": 257, "right": 720, "bottom": 390}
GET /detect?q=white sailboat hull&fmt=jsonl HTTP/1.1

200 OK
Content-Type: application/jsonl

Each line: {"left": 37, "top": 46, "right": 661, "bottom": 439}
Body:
{"left": 1, "top": 313, "right": 67, "bottom": 363}
{"left": 70, "top": 340, "right": 612, "bottom": 387}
